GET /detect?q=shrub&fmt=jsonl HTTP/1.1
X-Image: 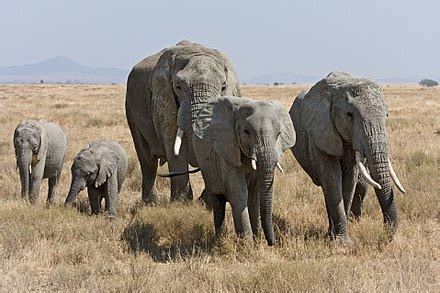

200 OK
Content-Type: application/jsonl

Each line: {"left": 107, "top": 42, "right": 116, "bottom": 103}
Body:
{"left": 419, "top": 79, "right": 438, "bottom": 87}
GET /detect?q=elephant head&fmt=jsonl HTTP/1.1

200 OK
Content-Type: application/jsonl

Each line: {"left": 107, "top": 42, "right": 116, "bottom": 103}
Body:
{"left": 13, "top": 120, "right": 47, "bottom": 198}
{"left": 65, "top": 144, "right": 118, "bottom": 204}
{"left": 152, "top": 43, "right": 240, "bottom": 160}
{"left": 300, "top": 71, "right": 405, "bottom": 228}
{"left": 194, "top": 96, "right": 296, "bottom": 245}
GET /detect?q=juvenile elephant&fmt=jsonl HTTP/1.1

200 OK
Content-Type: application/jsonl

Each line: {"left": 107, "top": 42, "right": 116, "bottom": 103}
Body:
{"left": 193, "top": 96, "right": 295, "bottom": 246}
{"left": 65, "top": 140, "right": 128, "bottom": 217}
{"left": 13, "top": 119, "right": 67, "bottom": 203}
{"left": 289, "top": 72, "right": 406, "bottom": 243}
{"left": 126, "top": 40, "right": 240, "bottom": 204}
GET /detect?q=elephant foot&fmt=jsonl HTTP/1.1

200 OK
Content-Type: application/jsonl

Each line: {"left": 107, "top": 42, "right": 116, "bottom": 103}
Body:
{"left": 142, "top": 195, "right": 158, "bottom": 206}
{"left": 326, "top": 231, "right": 353, "bottom": 246}
{"left": 28, "top": 196, "right": 38, "bottom": 204}
{"left": 142, "top": 189, "right": 158, "bottom": 205}
{"left": 171, "top": 185, "right": 193, "bottom": 202}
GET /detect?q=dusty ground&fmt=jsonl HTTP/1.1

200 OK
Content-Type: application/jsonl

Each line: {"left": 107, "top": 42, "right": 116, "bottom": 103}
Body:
{"left": 0, "top": 84, "right": 438, "bottom": 291}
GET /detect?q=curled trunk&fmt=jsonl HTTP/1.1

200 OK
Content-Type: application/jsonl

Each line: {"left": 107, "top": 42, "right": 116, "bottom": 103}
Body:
{"left": 65, "top": 178, "right": 85, "bottom": 204}
{"left": 364, "top": 123, "right": 398, "bottom": 228}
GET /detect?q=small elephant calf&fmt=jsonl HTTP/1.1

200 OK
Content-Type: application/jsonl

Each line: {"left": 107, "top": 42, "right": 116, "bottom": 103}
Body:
{"left": 65, "top": 140, "right": 128, "bottom": 217}
{"left": 14, "top": 119, "right": 67, "bottom": 203}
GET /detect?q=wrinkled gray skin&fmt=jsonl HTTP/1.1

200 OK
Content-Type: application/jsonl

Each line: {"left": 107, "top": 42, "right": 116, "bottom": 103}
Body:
{"left": 126, "top": 40, "right": 240, "bottom": 204}
{"left": 290, "top": 72, "right": 398, "bottom": 242}
{"left": 13, "top": 119, "right": 67, "bottom": 203}
{"left": 65, "top": 140, "right": 128, "bottom": 217}
{"left": 193, "top": 96, "right": 295, "bottom": 246}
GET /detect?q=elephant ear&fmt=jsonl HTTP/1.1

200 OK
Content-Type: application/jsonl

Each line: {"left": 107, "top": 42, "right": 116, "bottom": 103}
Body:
{"left": 95, "top": 146, "right": 118, "bottom": 187}
{"left": 270, "top": 101, "right": 296, "bottom": 157}
{"left": 216, "top": 50, "right": 241, "bottom": 97}
{"left": 33, "top": 121, "right": 48, "bottom": 161}
{"left": 194, "top": 97, "right": 242, "bottom": 166}
{"left": 151, "top": 50, "right": 179, "bottom": 131}
{"left": 300, "top": 81, "right": 344, "bottom": 157}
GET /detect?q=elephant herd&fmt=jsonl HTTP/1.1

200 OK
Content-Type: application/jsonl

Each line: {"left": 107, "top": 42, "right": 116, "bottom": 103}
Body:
{"left": 13, "top": 40, "right": 406, "bottom": 246}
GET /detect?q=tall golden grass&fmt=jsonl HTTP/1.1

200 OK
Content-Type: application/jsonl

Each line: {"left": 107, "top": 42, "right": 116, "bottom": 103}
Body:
{"left": 0, "top": 84, "right": 438, "bottom": 291}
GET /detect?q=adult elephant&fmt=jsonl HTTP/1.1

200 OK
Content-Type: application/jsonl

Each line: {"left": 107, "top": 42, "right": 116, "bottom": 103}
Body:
{"left": 126, "top": 40, "right": 240, "bottom": 203}
{"left": 290, "top": 72, "right": 406, "bottom": 243}
{"left": 163, "top": 96, "right": 295, "bottom": 245}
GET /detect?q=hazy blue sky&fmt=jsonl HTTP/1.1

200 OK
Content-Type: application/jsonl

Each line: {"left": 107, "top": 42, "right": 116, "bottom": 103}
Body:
{"left": 1, "top": 0, "right": 439, "bottom": 80}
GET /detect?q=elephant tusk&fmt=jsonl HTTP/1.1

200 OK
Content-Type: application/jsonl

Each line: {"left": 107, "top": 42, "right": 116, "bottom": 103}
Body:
{"left": 356, "top": 151, "right": 381, "bottom": 190}
{"left": 276, "top": 162, "right": 284, "bottom": 174}
{"left": 29, "top": 164, "right": 32, "bottom": 175}
{"left": 173, "top": 128, "right": 184, "bottom": 156}
{"left": 388, "top": 158, "right": 406, "bottom": 194}
{"left": 251, "top": 159, "right": 257, "bottom": 170}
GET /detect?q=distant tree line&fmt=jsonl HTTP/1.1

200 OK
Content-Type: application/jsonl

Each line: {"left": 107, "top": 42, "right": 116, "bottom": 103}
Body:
{"left": 419, "top": 79, "right": 438, "bottom": 87}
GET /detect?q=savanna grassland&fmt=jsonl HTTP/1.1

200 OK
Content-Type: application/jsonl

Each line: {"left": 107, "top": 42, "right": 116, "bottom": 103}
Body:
{"left": 0, "top": 84, "right": 438, "bottom": 291}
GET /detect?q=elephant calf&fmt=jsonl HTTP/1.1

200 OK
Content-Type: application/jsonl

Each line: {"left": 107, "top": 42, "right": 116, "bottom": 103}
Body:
{"left": 13, "top": 119, "right": 67, "bottom": 203}
{"left": 65, "top": 140, "right": 128, "bottom": 217}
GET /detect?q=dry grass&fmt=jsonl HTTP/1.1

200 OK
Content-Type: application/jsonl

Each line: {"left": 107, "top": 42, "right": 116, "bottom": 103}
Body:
{"left": 0, "top": 83, "right": 439, "bottom": 291}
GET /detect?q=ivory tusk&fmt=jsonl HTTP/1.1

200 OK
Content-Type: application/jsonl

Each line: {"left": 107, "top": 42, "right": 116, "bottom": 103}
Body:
{"left": 388, "top": 158, "right": 406, "bottom": 194}
{"left": 173, "top": 128, "right": 184, "bottom": 156}
{"left": 276, "top": 162, "right": 284, "bottom": 174}
{"left": 29, "top": 164, "right": 32, "bottom": 175}
{"left": 251, "top": 159, "right": 257, "bottom": 170}
{"left": 356, "top": 152, "right": 381, "bottom": 190}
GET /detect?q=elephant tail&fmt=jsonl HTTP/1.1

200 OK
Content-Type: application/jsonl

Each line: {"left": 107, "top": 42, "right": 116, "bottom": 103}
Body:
{"left": 158, "top": 168, "right": 201, "bottom": 178}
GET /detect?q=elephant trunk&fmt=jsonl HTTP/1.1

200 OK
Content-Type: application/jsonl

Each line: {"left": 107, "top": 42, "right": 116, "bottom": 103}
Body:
{"left": 18, "top": 150, "right": 32, "bottom": 198}
{"left": 65, "top": 177, "right": 85, "bottom": 204}
{"left": 364, "top": 123, "right": 398, "bottom": 228}
{"left": 256, "top": 138, "right": 277, "bottom": 246}
{"left": 174, "top": 83, "right": 219, "bottom": 157}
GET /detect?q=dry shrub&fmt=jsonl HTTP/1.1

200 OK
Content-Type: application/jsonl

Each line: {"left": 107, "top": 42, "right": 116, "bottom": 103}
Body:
{"left": 122, "top": 202, "right": 215, "bottom": 261}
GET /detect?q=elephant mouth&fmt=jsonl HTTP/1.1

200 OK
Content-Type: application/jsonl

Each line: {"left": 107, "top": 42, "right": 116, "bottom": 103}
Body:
{"left": 355, "top": 150, "right": 406, "bottom": 194}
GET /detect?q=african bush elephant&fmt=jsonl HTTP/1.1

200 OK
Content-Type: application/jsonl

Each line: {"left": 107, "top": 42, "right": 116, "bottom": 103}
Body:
{"left": 65, "top": 140, "right": 128, "bottom": 217}
{"left": 289, "top": 72, "right": 406, "bottom": 243}
{"left": 126, "top": 40, "right": 240, "bottom": 204}
{"left": 13, "top": 119, "right": 67, "bottom": 203}
{"left": 193, "top": 96, "right": 295, "bottom": 246}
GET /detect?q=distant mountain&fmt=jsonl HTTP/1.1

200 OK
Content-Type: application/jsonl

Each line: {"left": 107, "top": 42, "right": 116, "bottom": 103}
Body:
{"left": 246, "top": 73, "right": 320, "bottom": 85}
{"left": 0, "top": 57, "right": 129, "bottom": 84}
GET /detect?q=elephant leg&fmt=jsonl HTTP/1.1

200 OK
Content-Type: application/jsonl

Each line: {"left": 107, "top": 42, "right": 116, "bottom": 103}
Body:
{"left": 342, "top": 165, "right": 358, "bottom": 217}
{"left": 104, "top": 175, "right": 118, "bottom": 218}
{"left": 314, "top": 149, "right": 349, "bottom": 242}
{"left": 29, "top": 162, "right": 45, "bottom": 203}
{"left": 212, "top": 194, "right": 227, "bottom": 236}
{"left": 130, "top": 127, "right": 158, "bottom": 204}
{"left": 350, "top": 176, "right": 368, "bottom": 219}
{"left": 88, "top": 186, "right": 102, "bottom": 215}
{"left": 198, "top": 188, "right": 214, "bottom": 211}
{"left": 47, "top": 170, "right": 60, "bottom": 204}
{"left": 165, "top": 150, "right": 193, "bottom": 203}
{"left": 226, "top": 175, "right": 252, "bottom": 240}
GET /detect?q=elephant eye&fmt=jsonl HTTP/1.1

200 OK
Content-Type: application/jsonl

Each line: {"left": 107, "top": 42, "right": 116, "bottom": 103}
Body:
{"left": 221, "top": 82, "right": 227, "bottom": 92}
{"left": 347, "top": 111, "right": 353, "bottom": 119}
{"left": 175, "top": 85, "right": 181, "bottom": 91}
{"left": 243, "top": 129, "right": 251, "bottom": 136}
